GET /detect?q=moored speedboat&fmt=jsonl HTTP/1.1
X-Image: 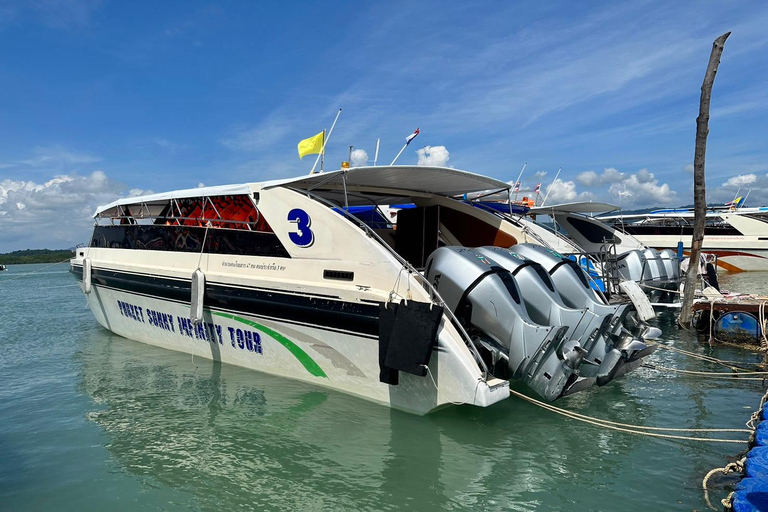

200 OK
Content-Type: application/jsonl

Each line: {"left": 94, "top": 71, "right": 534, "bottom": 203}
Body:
{"left": 601, "top": 207, "right": 768, "bottom": 272}
{"left": 71, "top": 166, "right": 655, "bottom": 413}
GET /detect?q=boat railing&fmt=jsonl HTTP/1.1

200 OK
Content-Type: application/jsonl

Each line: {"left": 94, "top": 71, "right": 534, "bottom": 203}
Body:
{"left": 294, "top": 186, "right": 490, "bottom": 380}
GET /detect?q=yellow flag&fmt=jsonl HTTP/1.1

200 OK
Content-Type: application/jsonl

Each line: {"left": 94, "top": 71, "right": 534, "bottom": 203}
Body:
{"left": 297, "top": 131, "right": 324, "bottom": 159}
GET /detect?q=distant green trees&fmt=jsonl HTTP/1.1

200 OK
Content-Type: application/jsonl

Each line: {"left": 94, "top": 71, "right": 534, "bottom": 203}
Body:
{"left": 0, "top": 249, "right": 74, "bottom": 264}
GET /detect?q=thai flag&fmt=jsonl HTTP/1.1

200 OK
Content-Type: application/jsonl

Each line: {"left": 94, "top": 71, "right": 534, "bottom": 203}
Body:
{"left": 534, "top": 183, "right": 541, "bottom": 193}
{"left": 405, "top": 128, "right": 420, "bottom": 145}
{"left": 513, "top": 181, "right": 521, "bottom": 192}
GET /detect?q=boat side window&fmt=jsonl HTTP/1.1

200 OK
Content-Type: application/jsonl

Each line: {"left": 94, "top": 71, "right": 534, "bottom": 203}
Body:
{"left": 91, "top": 194, "right": 289, "bottom": 257}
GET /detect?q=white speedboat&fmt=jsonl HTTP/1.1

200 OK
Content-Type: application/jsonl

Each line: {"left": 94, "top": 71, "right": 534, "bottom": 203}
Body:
{"left": 601, "top": 207, "right": 768, "bottom": 272}
{"left": 529, "top": 203, "right": 682, "bottom": 293}
{"left": 71, "top": 166, "right": 654, "bottom": 413}
{"left": 0, "top": 265, "right": 6, "bottom": 271}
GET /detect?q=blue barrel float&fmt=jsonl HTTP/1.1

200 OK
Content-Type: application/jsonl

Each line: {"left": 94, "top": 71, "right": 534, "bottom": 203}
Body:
{"left": 714, "top": 312, "right": 762, "bottom": 344}
{"left": 731, "top": 397, "right": 768, "bottom": 511}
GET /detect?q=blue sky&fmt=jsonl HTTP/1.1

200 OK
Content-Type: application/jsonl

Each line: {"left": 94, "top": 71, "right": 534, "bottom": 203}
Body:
{"left": 1, "top": 0, "right": 767, "bottom": 251}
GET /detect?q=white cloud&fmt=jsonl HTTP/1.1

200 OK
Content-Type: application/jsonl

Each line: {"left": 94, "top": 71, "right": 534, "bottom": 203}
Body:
{"left": 221, "top": 119, "right": 295, "bottom": 152}
{"left": 576, "top": 168, "right": 625, "bottom": 187}
{"left": 683, "top": 163, "right": 694, "bottom": 173}
{"left": 607, "top": 169, "right": 677, "bottom": 207}
{"left": 7, "top": 145, "right": 102, "bottom": 168}
{"left": 542, "top": 179, "right": 595, "bottom": 204}
{"left": 0, "top": 171, "right": 152, "bottom": 251}
{"left": 722, "top": 174, "right": 757, "bottom": 187}
{"left": 576, "top": 170, "right": 598, "bottom": 186}
{"left": 416, "top": 145, "right": 449, "bottom": 167}
{"left": 350, "top": 149, "right": 368, "bottom": 167}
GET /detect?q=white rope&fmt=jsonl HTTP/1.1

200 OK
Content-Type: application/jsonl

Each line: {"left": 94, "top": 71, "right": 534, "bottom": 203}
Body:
{"left": 422, "top": 364, "right": 481, "bottom": 406}
{"left": 196, "top": 224, "right": 210, "bottom": 271}
{"left": 702, "top": 458, "right": 745, "bottom": 510}
{"left": 0, "top": 258, "right": 72, "bottom": 281}
{"left": 640, "top": 282, "right": 682, "bottom": 294}
{"left": 509, "top": 389, "right": 748, "bottom": 443}
{"left": 649, "top": 342, "right": 765, "bottom": 372}
{"left": 759, "top": 300, "right": 768, "bottom": 351}
{"left": 643, "top": 363, "right": 768, "bottom": 380}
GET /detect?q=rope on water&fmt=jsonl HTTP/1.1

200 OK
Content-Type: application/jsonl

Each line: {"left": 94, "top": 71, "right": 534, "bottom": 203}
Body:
{"left": 0, "top": 258, "right": 73, "bottom": 281}
{"left": 746, "top": 387, "right": 768, "bottom": 430}
{"left": 758, "top": 300, "right": 768, "bottom": 352}
{"left": 702, "top": 458, "right": 745, "bottom": 510}
{"left": 643, "top": 363, "right": 768, "bottom": 380}
{"left": 649, "top": 342, "right": 766, "bottom": 372}
{"left": 509, "top": 389, "right": 748, "bottom": 443}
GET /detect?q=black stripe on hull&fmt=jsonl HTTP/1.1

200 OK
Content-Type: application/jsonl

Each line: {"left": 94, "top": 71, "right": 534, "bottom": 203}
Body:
{"left": 71, "top": 265, "right": 381, "bottom": 337}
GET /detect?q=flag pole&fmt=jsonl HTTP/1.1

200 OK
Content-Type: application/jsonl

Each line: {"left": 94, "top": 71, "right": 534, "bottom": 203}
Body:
{"left": 741, "top": 188, "right": 751, "bottom": 209}
{"left": 320, "top": 129, "right": 326, "bottom": 173}
{"left": 512, "top": 162, "right": 526, "bottom": 202}
{"left": 391, "top": 128, "right": 419, "bottom": 165}
{"left": 540, "top": 167, "right": 561, "bottom": 207}
{"left": 310, "top": 108, "right": 342, "bottom": 174}
{"left": 390, "top": 143, "right": 408, "bottom": 166}
{"left": 373, "top": 138, "right": 380, "bottom": 166}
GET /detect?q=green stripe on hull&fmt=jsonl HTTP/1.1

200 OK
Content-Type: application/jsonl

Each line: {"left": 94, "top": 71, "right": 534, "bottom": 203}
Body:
{"left": 212, "top": 311, "right": 327, "bottom": 378}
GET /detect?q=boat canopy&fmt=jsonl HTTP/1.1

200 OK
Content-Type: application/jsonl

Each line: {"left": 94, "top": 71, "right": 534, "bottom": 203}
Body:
{"left": 94, "top": 166, "right": 510, "bottom": 216}
{"left": 529, "top": 202, "right": 620, "bottom": 215}
{"left": 94, "top": 183, "right": 257, "bottom": 217}
{"left": 262, "top": 166, "right": 510, "bottom": 206}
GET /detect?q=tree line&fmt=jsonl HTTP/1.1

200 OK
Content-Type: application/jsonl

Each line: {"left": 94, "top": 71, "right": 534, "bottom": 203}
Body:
{"left": 0, "top": 249, "right": 74, "bottom": 265}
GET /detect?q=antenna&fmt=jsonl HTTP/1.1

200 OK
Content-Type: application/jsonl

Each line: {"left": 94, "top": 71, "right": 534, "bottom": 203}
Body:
{"left": 373, "top": 138, "right": 380, "bottom": 166}
{"left": 512, "top": 162, "right": 526, "bottom": 202}
{"left": 540, "top": 167, "right": 561, "bottom": 207}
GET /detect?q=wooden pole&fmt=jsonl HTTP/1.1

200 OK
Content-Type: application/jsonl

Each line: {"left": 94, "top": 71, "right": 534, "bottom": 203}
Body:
{"left": 679, "top": 32, "right": 730, "bottom": 327}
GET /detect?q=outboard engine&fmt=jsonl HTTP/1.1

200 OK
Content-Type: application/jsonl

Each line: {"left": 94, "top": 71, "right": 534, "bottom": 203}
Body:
{"left": 614, "top": 249, "right": 652, "bottom": 284}
{"left": 642, "top": 248, "right": 669, "bottom": 283}
{"left": 476, "top": 247, "right": 610, "bottom": 381}
{"left": 424, "top": 247, "right": 591, "bottom": 401}
{"left": 503, "top": 243, "right": 657, "bottom": 382}
{"left": 658, "top": 249, "right": 681, "bottom": 286}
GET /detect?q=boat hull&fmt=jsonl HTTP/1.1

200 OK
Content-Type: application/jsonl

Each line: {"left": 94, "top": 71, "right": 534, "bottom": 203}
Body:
{"left": 71, "top": 262, "right": 508, "bottom": 414}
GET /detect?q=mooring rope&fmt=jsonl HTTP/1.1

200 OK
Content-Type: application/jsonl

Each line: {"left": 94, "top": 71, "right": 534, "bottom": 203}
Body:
{"left": 758, "top": 300, "right": 768, "bottom": 351}
{"left": 746, "top": 387, "right": 768, "bottom": 430}
{"left": 640, "top": 283, "right": 682, "bottom": 294}
{"left": 643, "top": 363, "right": 768, "bottom": 380}
{"left": 422, "top": 364, "right": 481, "bottom": 406}
{"left": 702, "top": 458, "right": 745, "bottom": 510}
{"left": 649, "top": 342, "right": 765, "bottom": 372}
{"left": 509, "top": 389, "right": 748, "bottom": 443}
{"left": 0, "top": 258, "right": 72, "bottom": 281}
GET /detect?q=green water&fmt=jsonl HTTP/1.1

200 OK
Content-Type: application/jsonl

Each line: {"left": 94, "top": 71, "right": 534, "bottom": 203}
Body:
{"left": 1, "top": 264, "right": 766, "bottom": 511}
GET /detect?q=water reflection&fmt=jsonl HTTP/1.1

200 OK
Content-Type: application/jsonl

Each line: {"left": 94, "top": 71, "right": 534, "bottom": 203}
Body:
{"left": 77, "top": 329, "right": 692, "bottom": 511}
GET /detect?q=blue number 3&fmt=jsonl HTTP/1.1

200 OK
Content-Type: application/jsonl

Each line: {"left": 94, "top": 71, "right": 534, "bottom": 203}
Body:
{"left": 287, "top": 209, "right": 315, "bottom": 247}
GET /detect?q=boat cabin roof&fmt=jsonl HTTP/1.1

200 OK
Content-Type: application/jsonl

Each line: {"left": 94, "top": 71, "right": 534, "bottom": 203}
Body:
{"left": 94, "top": 166, "right": 510, "bottom": 216}
{"left": 528, "top": 201, "right": 620, "bottom": 215}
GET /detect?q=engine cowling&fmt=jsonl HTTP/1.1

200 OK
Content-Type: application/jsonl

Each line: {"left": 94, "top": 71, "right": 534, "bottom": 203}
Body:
{"left": 499, "top": 243, "right": 656, "bottom": 382}
{"left": 424, "top": 246, "right": 591, "bottom": 401}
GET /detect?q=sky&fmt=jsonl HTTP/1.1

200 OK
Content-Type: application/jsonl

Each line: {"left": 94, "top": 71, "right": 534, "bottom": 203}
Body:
{"left": 0, "top": 0, "right": 767, "bottom": 251}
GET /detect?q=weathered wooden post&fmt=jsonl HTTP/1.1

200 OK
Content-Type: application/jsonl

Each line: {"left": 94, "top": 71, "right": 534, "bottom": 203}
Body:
{"left": 679, "top": 32, "right": 731, "bottom": 327}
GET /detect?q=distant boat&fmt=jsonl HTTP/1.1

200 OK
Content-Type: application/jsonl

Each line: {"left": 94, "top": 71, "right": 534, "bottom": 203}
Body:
{"left": 601, "top": 207, "right": 768, "bottom": 272}
{"left": 0, "top": 265, "right": 7, "bottom": 271}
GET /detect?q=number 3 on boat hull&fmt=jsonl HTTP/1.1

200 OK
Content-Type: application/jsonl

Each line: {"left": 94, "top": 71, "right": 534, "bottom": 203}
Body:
{"left": 287, "top": 208, "right": 314, "bottom": 247}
